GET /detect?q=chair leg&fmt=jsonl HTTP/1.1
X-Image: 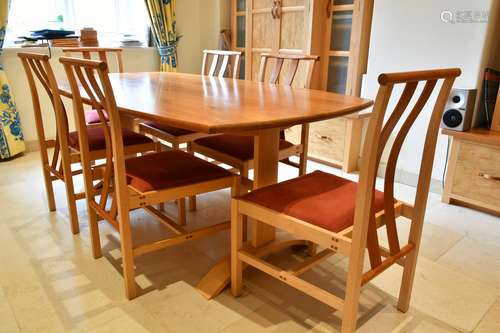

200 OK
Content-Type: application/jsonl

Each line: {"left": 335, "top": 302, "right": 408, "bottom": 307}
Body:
{"left": 61, "top": 155, "right": 80, "bottom": 234}
{"left": 157, "top": 141, "right": 165, "bottom": 212}
{"left": 307, "top": 242, "right": 317, "bottom": 256}
{"left": 88, "top": 206, "right": 102, "bottom": 259}
{"left": 231, "top": 199, "right": 244, "bottom": 297}
{"left": 177, "top": 198, "right": 187, "bottom": 225}
{"left": 118, "top": 209, "right": 137, "bottom": 300}
{"left": 397, "top": 251, "right": 418, "bottom": 313}
{"left": 186, "top": 142, "right": 197, "bottom": 211}
{"left": 240, "top": 165, "right": 250, "bottom": 242}
{"left": 341, "top": 254, "right": 365, "bottom": 332}
{"left": 80, "top": 159, "right": 102, "bottom": 258}
{"left": 298, "top": 124, "right": 309, "bottom": 176}
{"left": 42, "top": 165, "right": 57, "bottom": 211}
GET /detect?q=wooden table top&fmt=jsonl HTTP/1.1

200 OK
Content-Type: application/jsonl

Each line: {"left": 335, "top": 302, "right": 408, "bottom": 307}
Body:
{"left": 59, "top": 72, "right": 373, "bottom": 134}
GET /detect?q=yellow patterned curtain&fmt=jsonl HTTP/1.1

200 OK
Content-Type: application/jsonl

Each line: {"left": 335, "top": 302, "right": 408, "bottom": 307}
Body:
{"left": 0, "top": 0, "right": 24, "bottom": 159}
{"left": 144, "top": 0, "right": 178, "bottom": 72}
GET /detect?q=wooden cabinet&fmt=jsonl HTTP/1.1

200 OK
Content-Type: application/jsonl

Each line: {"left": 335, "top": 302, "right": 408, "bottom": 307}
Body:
{"left": 230, "top": 0, "right": 373, "bottom": 172}
{"left": 443, "top": 129, "right": 500, "bottom": 216}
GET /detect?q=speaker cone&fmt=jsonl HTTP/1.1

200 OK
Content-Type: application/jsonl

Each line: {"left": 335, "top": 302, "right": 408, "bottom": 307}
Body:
{"left": 443, "top": 109, "right": 463, "bottom": 128}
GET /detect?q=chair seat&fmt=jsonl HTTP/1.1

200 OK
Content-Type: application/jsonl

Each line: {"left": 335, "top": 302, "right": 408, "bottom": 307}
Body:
{"left": 239, "top": 170, "right": 386, "bottom": 233}
{"left": 125, "top": 150, "right": 233, "bottom": 192}
{"left": 84, "top": 109, "right": 109, "bottom": 124}
{"left": 68, "top": 127, "right": 153, "bottom": 151}
{"left": 194, "top": 134, "right": 295, "bottom": 162}
{"left": 143, "top": 121, "right": 196, "bottom": 137}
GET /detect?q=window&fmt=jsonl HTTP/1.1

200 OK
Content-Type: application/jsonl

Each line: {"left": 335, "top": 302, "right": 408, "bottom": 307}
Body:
{"left": 6, "top": 0, "right": 150, "bottom": 47}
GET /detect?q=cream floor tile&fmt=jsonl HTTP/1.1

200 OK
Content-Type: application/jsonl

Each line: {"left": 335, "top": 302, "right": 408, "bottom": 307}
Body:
{"left": 438, "top": 237, "right": 500, "bottom": 290}
{"left": 368, "top": 256, "right": 499, "bottom": 332}
{"left": 377, "top": 219, "right": 465, "bottom": 261}
{"left": 138, "top": 281, "right": 266, "bottom": 333}
{"left": 86, "top": 315, "right": 152, "bottom": 333}
{"left": 0, "top": 286, "right": 20, "bottom": 333}
{"left": 474, "top": 297, "right": 500, "bottom": 333}
{"left": 425, "top": 201, "right": 500, "bottom": 248}
{"left": 356, "top": 304, "right": 461, "bottom": 333}
{"left": 220, "top": 302, "right": 316, "bottom": 333}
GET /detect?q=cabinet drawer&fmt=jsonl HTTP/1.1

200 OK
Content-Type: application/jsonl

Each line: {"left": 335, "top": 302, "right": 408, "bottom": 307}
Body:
{"left": 451, "top": 142, "right": 500, "bottom": 207}
{"left": 308, "top": 118, "right": 346, "bottom": 164}
{"left": 284, "top": 119, "right": 346, "bottom": 165}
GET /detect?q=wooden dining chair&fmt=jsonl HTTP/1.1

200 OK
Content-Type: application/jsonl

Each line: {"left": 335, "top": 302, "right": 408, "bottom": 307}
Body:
{"left": 138, "top": 49, "right": 243, "bottom": 152}
{"left": 138, "top": 49, "right": 243, "bottom": 211}
{"left": 192, "top": 53, "right": 319, "bottom": 184}
{"left": 63, "top": 47, "right": 124, "bottom": 125}
{"left": 230, "top": 68, "right": 461, "bottom": 332}
{"left": 18, "top": 52, "right": 158, "bottom": 235}
{"left": 59, "top": 56, "right": 239, "bottom": 299}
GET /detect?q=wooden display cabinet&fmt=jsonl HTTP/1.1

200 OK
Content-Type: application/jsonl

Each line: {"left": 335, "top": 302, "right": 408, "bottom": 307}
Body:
{"left": 230, "top": 0, "right": 374, "bottom": 172}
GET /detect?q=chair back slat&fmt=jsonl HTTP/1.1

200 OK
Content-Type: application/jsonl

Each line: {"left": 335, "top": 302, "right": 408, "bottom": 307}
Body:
{"left": 269, "top": 58, "right": 284, "bottom": 84}
{"left": 59, "top": 57, "right": 117, "bottom": 210}
{"left": 218, "top": 55, "right": 230, "bottom": 78}
{"left": 201, "top": 50, "right": 242, "bottom": 79}
{"left": 208, "top": 54, "right": 220, "bottom": 76}
{"left": 350, "top": 68, "right": 461, "bottom": 274}
{"left": 257, "top": 53, "right": 319, "bottom": 88}
{"left": 63, "top": 47, "right": 124, "bottom": 73}
{"left": 283, "top": 59, "right": 300, "bottom": 86}
{"left": 18, "top": 52, "right": 71, "bottom": 172}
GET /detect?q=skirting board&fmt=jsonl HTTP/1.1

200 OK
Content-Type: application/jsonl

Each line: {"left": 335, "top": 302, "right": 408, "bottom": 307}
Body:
{"left": 377, "top": 162, "right": 443, "bottom": 195}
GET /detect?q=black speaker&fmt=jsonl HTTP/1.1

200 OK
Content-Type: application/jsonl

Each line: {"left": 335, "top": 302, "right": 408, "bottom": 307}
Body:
{"left": 440, "top": 88, "right": 476, "bottom": 131}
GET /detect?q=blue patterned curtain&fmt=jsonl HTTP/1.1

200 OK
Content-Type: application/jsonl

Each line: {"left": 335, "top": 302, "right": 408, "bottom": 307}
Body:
{"left": 0, "top": 0, "right": 24, "bottom": 159}
{"left": 144, "top": 0, "right": 178, "bottom": 72}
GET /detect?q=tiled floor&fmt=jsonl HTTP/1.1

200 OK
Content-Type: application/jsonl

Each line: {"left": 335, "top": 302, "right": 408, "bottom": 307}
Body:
{"left": 1, "top": 152, "right": 499, "bottom": 332}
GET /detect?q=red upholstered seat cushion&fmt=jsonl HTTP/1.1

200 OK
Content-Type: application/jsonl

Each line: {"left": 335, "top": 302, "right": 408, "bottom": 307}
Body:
{"left": 68, "top": 127, "right": 153, "bottom": 151}
{"left": 84, "top": 110, "right": 109, "bottom": 124}
{"left": 143, "top": 121, "right": 195, "bottom": 137}
{"left": 194, "top": 134, "right": 294, "bottom": 161}
{"left": 125, "top": 150, "right": 232, "bottom": 192}
{"left": 240, "top": 170, "right": 387, "bottom": 233}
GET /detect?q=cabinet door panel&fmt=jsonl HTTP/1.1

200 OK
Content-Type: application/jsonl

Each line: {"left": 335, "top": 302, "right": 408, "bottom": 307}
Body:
{"left": 252, "top": 13, "right": 276, "bottom": 48}
{"left": 327, "top": 56, "right": 349, "bottom": 93}
{"left": 330, "top": 10, "right": 353, "bottom": 51}
{"left": 279, "top": 10, "right": 306, "bottom": 50}
{"left": 282, "top": 0, "right": 305, "bottom": 6}
{"left": 253, "top": 0, "right": 273, "bottom": 9}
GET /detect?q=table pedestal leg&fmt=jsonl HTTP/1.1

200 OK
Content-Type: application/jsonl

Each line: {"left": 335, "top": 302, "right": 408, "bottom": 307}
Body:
{"left": 251, "top": 128, "right": 279, "bottom": 247}
{"left": 196, "top": 128, "right": 280, "bottom": 299}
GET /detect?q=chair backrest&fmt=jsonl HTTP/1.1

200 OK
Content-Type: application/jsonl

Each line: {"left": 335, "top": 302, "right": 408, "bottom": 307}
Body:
{"left": 63, "top": 47, "right": 124, "bottom": 73}
{"left": 18, "top": 52, "right": 72, "bottom": 168}
{"left": 59, "top": 57, "right": 124, "bottom": 214}
{"left": 201, "top": 50, "right": 242, "bottom": 79}
{"left": 350, "top": 68, "right": 461, "bottom": 270}
{"left": 258, "top": 53, "right": 319, "bottom": 88}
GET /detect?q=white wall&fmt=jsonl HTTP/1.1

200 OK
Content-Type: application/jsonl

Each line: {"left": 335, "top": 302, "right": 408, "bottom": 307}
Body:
{"left": 362, "top": 0, "right": 493, "bottom": 189}
{"left": 176, "top": 0, "right": 230, "bottom": 74}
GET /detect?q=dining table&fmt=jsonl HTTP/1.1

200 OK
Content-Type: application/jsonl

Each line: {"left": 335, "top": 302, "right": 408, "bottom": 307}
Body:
{"left": 59, "top": 71, "right": 373, "bottom": 299}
